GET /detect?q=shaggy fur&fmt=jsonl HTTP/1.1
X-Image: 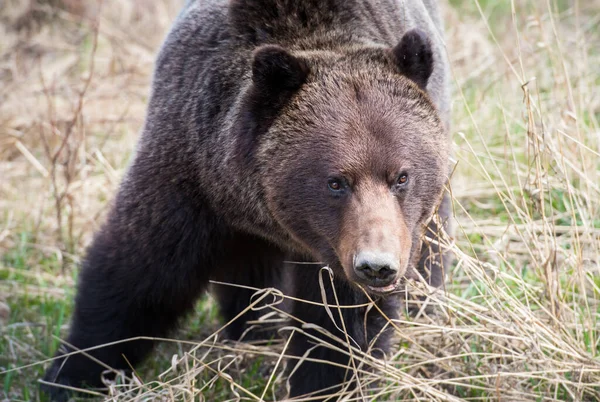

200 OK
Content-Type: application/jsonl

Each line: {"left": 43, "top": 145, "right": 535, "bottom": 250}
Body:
{"left": 42, "top": 0, "right": 451, "bottom": 400}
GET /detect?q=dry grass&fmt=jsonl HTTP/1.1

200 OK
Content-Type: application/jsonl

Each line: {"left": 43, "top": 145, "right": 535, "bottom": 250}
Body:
{"left": 1, "top": 0, "right": 599, "bottom": 401}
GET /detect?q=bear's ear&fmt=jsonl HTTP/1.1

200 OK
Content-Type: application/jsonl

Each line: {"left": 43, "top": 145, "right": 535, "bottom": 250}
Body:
{"left": 234, "top": 46, "right": 309, "bottom": 162}
{"left": 391, "top": 29, "right": 434, "bottom": 90}
{"left": 251, "top": 45, "right": 309, "bottom": 91}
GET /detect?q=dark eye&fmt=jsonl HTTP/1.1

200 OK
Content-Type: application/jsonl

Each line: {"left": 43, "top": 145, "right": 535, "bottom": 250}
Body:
{"left": 327, "top": 178, "right": 344, "bottom": 193}
{"left": 394, "top": 173, "right": 409, "bottom": 190}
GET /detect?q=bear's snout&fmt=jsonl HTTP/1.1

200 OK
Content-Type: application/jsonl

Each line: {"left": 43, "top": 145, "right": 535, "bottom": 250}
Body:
{"left": 337, "top": 182, "right": 412, "bottom": 293}
{"left": 353, "top": 250, "right": 399, "bottom": 291}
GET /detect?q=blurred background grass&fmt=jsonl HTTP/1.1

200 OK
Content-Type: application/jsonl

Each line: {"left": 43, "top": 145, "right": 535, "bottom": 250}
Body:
{"left": 1, "top": 0, "right": 599, "bottom": 400}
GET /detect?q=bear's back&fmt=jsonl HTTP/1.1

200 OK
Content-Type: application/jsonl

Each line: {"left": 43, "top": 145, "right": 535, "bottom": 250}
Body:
{"left": 147, "top": 0, "right": 449, "bottom": 139}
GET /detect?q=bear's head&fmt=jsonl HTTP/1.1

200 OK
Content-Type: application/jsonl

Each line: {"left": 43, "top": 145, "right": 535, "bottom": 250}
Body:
{"left": 236, "top": 30, "right": 449, "bottom": 294}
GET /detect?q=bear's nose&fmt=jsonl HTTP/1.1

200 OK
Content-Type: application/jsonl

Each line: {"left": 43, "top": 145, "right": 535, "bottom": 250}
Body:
{"left": 353, "top": 251, "right": 399, "bottom": 285}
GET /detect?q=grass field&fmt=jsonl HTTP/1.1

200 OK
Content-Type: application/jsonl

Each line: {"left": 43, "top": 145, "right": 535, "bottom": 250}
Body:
{"left": 1, "top": 0, "right": 599, "bottom": 400}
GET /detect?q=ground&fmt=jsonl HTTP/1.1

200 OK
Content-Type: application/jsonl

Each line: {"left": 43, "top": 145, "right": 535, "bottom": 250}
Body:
{"left": 1, "top": 0, "right": 599, "bottom": 401}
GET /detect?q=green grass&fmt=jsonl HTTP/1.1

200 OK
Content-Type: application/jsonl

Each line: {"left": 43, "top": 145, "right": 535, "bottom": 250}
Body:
{"left": 1, "top": 237, "right": 70, "bottom": 401}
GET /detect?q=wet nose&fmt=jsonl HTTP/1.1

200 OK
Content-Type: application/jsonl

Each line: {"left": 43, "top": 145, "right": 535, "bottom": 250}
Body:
{"left": 353, "top": 251, "right": 399, "bottom": 283}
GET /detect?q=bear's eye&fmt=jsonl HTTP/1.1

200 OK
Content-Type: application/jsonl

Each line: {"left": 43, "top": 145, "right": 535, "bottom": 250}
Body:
{"left": 327, "top": 178, "right": 344, "bottom": 193}
{"left": 395, "top": 173, "right": 409, "bottom": 187}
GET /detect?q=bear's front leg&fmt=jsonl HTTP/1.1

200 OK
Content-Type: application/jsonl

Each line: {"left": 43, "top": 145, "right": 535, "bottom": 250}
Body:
{"left": 286, "top": 266, "right": 401, "bottom": 400}
{"left": 41, "top": 165, "right": 227, "bottom": 401}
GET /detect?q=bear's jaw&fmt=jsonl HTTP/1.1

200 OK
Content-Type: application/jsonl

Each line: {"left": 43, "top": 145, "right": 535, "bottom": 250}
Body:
{"left": 367, "top": 277, "right": 401, "bottom": 294}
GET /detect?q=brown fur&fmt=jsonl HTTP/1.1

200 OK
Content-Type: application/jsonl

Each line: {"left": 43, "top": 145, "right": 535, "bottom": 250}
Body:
{"left": 41, "top": 0, "right": 452, "bottom": 400}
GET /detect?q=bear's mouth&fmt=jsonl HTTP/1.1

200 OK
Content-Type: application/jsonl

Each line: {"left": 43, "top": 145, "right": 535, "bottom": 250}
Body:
{"left": 367, "top": 277, "right": 401, "bottom": 294}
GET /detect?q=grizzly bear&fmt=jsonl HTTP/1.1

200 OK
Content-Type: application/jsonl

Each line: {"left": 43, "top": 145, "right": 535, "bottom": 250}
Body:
{"left": 41, "top": 0, "right": 451, "bottom": 400}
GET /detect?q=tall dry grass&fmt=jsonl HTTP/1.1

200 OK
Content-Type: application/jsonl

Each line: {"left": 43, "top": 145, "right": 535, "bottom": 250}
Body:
{"left": 1, "top": 0, "right": 599, "bottom": 401}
